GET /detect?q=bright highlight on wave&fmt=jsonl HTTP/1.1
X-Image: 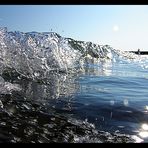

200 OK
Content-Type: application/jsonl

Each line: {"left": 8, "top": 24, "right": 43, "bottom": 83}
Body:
{"left": 1, "top": 27, "right": 148, "bottom": 143}
{"left": 145, "top": 105, "right": 148, "bottom": 111}
{"left": 142, "top": 124, "right": 148, "bottom": 131}
{"left": 0, "top": 27, "right": 145, "bottom": 81}
{"left": 139, "top": 123, "right": 148, "bottom": 139}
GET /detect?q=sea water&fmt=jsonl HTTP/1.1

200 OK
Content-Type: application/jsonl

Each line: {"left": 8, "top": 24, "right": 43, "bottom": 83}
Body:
{"left": 0, "top": 28, "right": 148, "bottom": 143}
{"left": 0, "top": 54, "right": 148, "bottom": 143}
{"left": 73, "top": 56, "right": 148, "bottom": 142}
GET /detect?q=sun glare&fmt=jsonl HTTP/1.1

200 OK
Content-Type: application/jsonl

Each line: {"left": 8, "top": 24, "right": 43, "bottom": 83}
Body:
{"left": 113, "top": 25, "right": 119, "bottom": 32}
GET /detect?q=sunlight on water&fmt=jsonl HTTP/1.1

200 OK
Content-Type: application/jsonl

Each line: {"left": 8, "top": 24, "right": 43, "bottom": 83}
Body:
{"left": 145, "top": 106, "right": 148, "bottom": 111}
{"left": 123, "top": 99, "right": 129, "bottom": 106}
{"left": 139, "top": 131, "right": 148, "bottom": 138}
{"left": 0, "top": 28, "right": 148, "bottom": 143}
{"left": 139, "top": 123, "right": 148, "bottom": 139}
{"left": 131, "top": 135, "right": 143, "bottom": 143}
{"left": 142, "top": 124, "right": 148, "bottom": 131}
{"left": 110, "top": 100, "right": 115, "bottom": 106}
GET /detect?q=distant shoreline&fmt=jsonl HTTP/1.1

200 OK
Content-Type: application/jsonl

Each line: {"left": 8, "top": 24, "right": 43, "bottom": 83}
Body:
{"left": 128, "top": 51, "right": 148, "bottom": 55}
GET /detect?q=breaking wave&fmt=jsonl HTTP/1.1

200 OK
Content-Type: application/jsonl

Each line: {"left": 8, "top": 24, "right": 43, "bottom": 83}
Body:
{"left": 0, "top": 27, "right": 147, "bottom": 143}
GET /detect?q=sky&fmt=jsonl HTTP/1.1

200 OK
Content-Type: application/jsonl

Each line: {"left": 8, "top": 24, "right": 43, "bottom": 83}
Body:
{"left": 0, "top": 5, "right": 148, "bottom": 51}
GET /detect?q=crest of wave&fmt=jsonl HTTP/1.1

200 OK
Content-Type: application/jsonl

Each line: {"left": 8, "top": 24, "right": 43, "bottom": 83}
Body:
{"left": 0, "top": 27, "right": 116, "bottom": 80}
{"left": 1, "top": 27, "right": 143, "bottom": 80}
{"left": 110, "top": 46, "right": 148, "bottom": 69}
{"left": 0, "top": 27, "right": 82, "bottom": 79}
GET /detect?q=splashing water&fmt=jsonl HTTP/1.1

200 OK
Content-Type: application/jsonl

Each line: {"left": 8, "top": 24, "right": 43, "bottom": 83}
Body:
{"left": 0, "top": 27, "right": 148, "bottom": 143}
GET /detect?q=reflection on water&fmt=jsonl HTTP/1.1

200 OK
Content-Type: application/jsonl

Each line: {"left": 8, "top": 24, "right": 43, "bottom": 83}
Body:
{"left": 131, "top": 135, "right": 143, "bottom": 143}
{"left": 0, "top": 70, "right": 136, "bottom": 143}
{"left": 73, "top": 59, "right": 148, "bottom": 143}
{"left": 139, "top": 123, "right": 148, "bottom": 139}
{"left": 123, "top": 99, "right": 129, "bottom": 107}
{"left": 0, "top": 58, "right": 148, "bottom": 143}
{"left": 139, "top": 131, "right": 148, "bottom": 138}
{"left": 80, "top": 58, "right": 113, "bottom": 76}
{"left": 145, "top": 106, "right": 148, "bottom": 112}
{"left": 142, "top": 124, "right": 148, "bottom": 130}
{"left": 18, "top": 72, "right": 79, "bottom": 102}
{"left": 1, "top": 28, "right": 148, "bottom": 142}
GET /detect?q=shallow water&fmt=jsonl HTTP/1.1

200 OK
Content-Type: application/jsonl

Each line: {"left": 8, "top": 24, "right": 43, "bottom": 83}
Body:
{"left": 1, "top": 28, "right": 148, "bottom": 142}
{"left": 0, "top": 55, "right": 148, "bottom": 143}
{"left": 77, "top": 58, "right": 148, "bottom": 136}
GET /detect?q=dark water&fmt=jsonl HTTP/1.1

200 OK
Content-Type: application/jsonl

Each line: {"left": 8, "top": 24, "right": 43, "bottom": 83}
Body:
{"left": 0, "top": 58, "right": 148, "bottom": 143}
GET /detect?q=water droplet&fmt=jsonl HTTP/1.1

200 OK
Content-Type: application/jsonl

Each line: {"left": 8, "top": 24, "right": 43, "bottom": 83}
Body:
{"left": 34, "top": 72, "right": 40, "bottom": 77}
{"left": 145, "top": 106, "right": 148, "bottom": 111}
{"left": 110, "top": 100, "right": 115, "bottom": 106}
{"left": 0, "top": 122, "right": 6, "bottom": 125}
{"left": 0, "top": 100, "right": 4, "bottom": 108}
{"left": 123, "top": 99, "right": 128, "bottom": 106}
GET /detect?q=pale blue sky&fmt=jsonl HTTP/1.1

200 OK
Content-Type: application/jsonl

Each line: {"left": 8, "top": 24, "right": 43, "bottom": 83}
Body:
{"left": 0, "top": 5, "right": 148, "bottom": 51}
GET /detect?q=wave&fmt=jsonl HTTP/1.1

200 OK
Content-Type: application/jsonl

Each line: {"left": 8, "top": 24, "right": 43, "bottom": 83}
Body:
{"left": 1, "top": 27, "right": 147, "bottom": 143}
{"left": 0, "top": 27, "right": 137, "bottom": 80}
{"left": 1, "top": 27, "right": 147, "bottom": 100}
